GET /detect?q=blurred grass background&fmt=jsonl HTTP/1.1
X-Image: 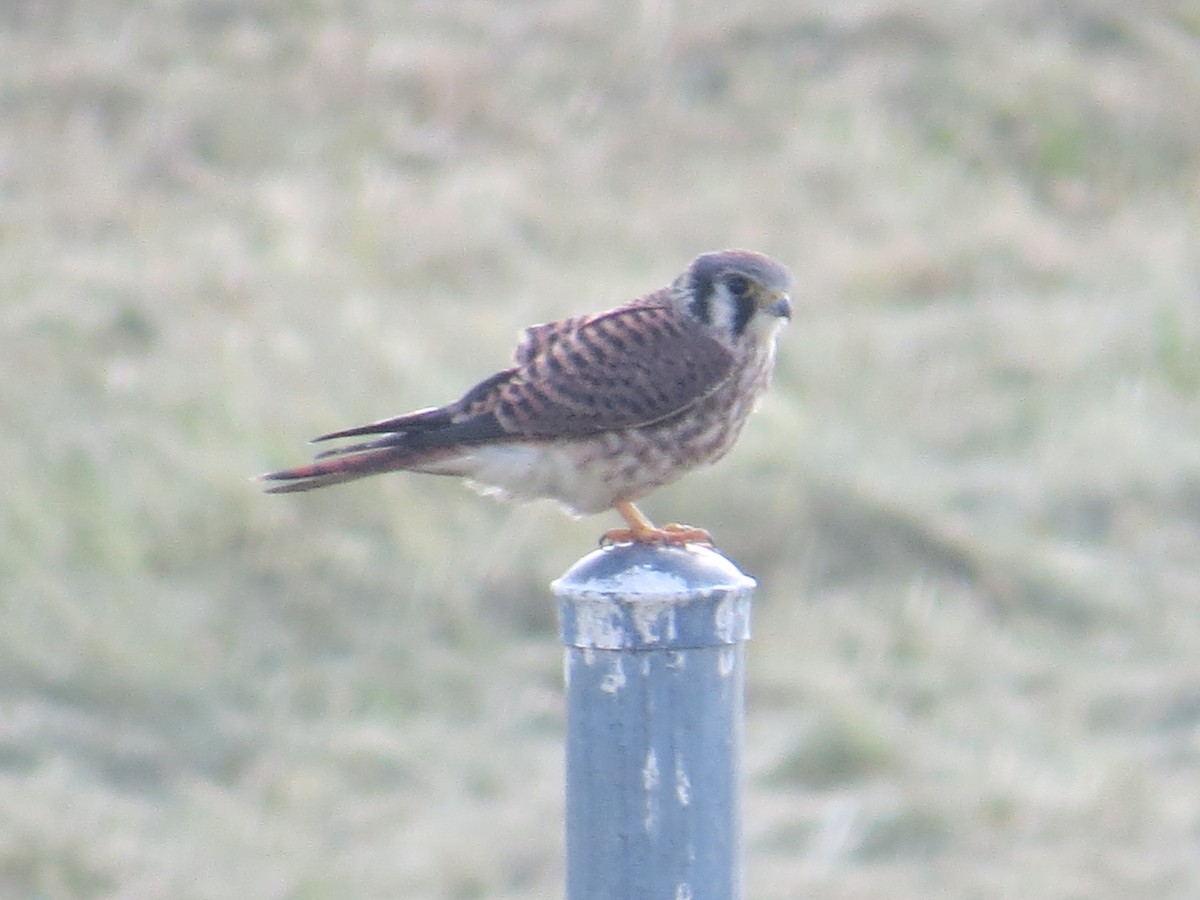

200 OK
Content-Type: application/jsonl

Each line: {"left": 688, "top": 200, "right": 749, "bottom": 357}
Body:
{"left": 4, "top": 0, "right": 1200, "bottom": 897}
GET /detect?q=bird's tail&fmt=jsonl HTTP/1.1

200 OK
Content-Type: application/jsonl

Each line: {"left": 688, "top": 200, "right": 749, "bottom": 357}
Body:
{"left": 260, "top": 445, "right": 416, "bottom": 493}
{"left": 261, "top": 406, "right": 484, "bottom": 493}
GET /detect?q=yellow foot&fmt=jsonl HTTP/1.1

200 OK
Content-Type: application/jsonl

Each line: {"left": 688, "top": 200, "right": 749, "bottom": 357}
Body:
{"left": 600, "top": 522, "right": 713, "bottom": 547}
{"left": 601, "top": 500, "right": 714, "bottom": 546}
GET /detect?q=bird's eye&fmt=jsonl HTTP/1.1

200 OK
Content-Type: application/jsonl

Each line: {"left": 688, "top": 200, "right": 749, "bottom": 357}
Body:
{"left": 726, "top": 275, "right": 750, "bottom": 297}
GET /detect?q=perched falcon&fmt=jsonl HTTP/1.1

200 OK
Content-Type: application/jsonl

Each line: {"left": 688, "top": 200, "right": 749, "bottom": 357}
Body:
{"left": 262, "top": 249, "right": 792, "bottom": 545}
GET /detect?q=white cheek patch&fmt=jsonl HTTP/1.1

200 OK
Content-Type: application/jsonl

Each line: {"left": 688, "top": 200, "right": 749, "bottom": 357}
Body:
{"left": 706, "top": 283, "right": 738, "bottom": 334}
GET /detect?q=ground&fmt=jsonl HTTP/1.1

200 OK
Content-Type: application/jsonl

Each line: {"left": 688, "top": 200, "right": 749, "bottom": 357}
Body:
{"left": 3, "top": 1, "right": 1200, "bottom": 897}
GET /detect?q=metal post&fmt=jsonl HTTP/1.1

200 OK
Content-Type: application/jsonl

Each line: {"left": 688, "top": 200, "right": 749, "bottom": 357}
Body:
{"left": 552, "top": 543, "right": 756, "bottom": 900}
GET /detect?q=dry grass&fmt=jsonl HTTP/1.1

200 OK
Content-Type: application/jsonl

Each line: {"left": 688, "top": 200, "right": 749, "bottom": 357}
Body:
{"left": 4, "top": 1, "right": 1200, "bottom": 897}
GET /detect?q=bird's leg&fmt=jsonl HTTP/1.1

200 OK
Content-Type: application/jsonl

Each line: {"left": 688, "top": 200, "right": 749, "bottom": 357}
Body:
{"left": 601, "top": 500, "right": 713, "bottom": 547}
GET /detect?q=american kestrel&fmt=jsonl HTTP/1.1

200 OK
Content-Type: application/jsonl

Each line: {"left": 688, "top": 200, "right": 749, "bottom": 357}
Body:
{"left": 262, "top": 249, "right": 792, "bottom": 545}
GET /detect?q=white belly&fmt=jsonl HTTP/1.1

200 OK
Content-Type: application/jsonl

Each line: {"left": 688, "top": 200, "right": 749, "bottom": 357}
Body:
{"left": 414, "top": 432, "right": 681, "bottom": 516}
{"left": 414, "top": 338, "right": 777, "bottom": 517}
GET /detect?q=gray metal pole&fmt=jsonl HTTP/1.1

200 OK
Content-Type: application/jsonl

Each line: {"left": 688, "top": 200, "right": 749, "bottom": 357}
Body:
{"left": 552, "top": 543, "right": 756, "bottom": 900}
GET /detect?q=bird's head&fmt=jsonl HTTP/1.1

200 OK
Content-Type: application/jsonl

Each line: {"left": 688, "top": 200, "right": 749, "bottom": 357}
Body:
{"left": 674, "top": 249, "right": 792, "bottom": 345}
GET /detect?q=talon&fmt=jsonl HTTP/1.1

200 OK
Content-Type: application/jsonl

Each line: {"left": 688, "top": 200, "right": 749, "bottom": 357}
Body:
{"left": 600, "top": 528, "right": 636, "bottom": 547}
{"left": 661, "top": 523, "right": 714, "bottom": 545}
{"left": 600, "top": 502, "right": 714, "bottom": 547}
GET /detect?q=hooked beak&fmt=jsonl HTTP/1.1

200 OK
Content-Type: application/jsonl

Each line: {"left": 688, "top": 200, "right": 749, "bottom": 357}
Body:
{"left": 767, "top": 293, "right": 792, "bottom": 320}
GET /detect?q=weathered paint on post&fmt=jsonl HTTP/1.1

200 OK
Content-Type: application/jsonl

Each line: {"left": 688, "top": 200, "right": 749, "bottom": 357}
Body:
{"left": 552, "top": 543, "right": 756, "bottom": 900}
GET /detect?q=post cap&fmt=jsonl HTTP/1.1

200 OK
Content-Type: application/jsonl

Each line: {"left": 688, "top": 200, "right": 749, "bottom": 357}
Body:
{"left": 552, "top": 543, "right": 756, "bottom": 650}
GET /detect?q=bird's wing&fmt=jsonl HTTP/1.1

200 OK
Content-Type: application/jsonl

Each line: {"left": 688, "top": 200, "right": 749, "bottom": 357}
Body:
{"left": 260, "top": 302, "right": 733, "bottom": 492}
{"left": 266, "top": 300, "right": 733, "bottom": 487}
{"left": 493, "top": 302, "right": 735, "bottom": 438}
{"left": 513, "top": 314, "right": 589, "bottom": 365}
